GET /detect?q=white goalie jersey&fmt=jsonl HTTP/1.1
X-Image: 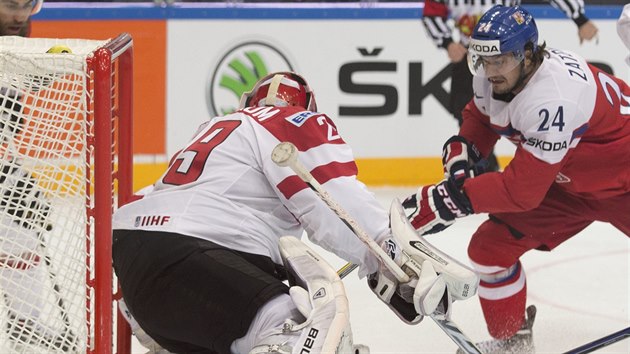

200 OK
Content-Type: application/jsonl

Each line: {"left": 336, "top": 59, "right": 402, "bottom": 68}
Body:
{"left": 113, "top": 106, "right": 390, "bottom": 276}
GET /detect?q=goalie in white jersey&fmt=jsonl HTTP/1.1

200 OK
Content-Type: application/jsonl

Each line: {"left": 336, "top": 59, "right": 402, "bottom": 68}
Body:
{"left": 113, "top": 72, "right": 479, "bottom": 354}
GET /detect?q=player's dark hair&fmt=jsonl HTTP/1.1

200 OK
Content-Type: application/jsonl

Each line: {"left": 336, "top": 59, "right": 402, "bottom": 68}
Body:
{"left": 527, "top": 41, "right": 549, "bottom": 65}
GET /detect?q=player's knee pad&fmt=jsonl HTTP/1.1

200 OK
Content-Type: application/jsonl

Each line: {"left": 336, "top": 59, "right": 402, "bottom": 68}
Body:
{"left": 249, "top": 236, "right": 357, "bottom": 354}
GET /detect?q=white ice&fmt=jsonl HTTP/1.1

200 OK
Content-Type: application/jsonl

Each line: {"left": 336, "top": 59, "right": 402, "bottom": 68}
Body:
{"left": 131, "top": 186, "right": 630, "bottom": 354}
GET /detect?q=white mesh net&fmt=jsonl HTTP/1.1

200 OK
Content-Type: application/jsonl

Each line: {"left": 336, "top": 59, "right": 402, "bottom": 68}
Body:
{"left": 0, "top": 36, "right": 119, "bottom": 353}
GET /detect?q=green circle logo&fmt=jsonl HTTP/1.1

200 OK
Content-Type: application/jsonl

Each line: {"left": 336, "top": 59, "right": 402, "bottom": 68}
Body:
{"left": 207, "top": 41, "right": 294, "bottom": 116}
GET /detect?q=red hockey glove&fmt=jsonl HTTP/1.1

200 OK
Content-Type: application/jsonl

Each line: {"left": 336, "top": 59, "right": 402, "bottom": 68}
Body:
{"left": 442, "top": 135, "right": 486, "bottom": 188}
{"left": 402, "top": 178, "right": 473, "bottom": 235}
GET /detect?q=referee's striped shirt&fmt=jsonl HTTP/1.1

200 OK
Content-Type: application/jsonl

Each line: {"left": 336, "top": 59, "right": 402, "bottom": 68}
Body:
{"left": 422, "top": 0, "right": 589, "bottom": 48}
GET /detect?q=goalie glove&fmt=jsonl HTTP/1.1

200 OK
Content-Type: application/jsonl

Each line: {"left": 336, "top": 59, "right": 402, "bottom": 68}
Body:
{"left": 442, "top": 135, "right": 487, "bottom": 188}
{"left": 368, "top": 200, "right": 479, "bottom": 322}
{"left": 367, "top": 238, "right": 423, "bottom": 325}
{"left": 402, "top": 178, "right": 473, "bottom": 235}
{"left": 372, "top": 199, "right": 479, "bottom": 323}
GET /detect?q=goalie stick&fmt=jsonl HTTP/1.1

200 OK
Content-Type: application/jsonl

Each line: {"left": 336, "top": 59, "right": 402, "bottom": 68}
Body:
{"left": 335, "top": 262, "right": 482, "bottom": 354}
{"left": 562, "top": 326, "right": 630, "bottom": 354}
{"left": 272, "top": 141, "right": 482, "bottom": 354}
{"left": 272, "top": 142, "right": 408, "bottom": 282}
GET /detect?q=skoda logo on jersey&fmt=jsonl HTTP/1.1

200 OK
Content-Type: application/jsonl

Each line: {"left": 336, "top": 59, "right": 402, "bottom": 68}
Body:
{"left": 469, "top": 39, "right": 501, "bottom": 56}
{"left": 207, "top": 41, "right": 295, "bottom": 117}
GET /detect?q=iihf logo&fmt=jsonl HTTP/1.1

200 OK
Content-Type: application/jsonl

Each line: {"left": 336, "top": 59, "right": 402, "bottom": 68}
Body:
{"left": 135, "top": 215, "right": 171, "bottom": 227}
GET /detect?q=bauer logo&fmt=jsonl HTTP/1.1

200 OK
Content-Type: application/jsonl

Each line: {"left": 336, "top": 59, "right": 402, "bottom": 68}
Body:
{"left": 207, "top": 41, "right": 295, "bottom": 117}
{"left": 300, "top": 328, "right": 319, "bottom": 353}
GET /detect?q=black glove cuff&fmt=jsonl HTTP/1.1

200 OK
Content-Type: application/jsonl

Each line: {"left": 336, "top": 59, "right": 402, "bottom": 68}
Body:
{"left": 574, "top": 14, "right": 589, "bottom": 28}
{"left": 444, "top": 178, "right": 474, "bottom": 215}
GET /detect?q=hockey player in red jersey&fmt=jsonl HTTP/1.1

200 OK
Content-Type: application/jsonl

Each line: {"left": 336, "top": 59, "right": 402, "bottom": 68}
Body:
{"left": 112, "top": 72, "right": 478, "bottom": 354}
{"left": 422, "top": 0, "right": 598, "bottom": 172}
{"left": 405, "top": 5, "right": 630, "bottom": 354}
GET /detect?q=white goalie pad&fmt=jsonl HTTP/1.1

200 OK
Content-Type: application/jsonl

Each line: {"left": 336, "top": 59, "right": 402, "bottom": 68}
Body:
{"left": 389, "top": 199, "right": 479, "bottom": 301}
{"left": 277, "top": 236, "right": 356, "bottom": 354}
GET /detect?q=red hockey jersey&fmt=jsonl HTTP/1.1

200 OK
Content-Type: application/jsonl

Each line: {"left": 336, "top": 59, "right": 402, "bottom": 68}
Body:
{"left": 460, "top": 48, "right": 630, "bottom": 213}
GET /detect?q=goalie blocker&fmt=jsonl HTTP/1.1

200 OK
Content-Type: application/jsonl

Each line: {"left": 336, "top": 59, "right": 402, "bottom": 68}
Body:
{"left": 368, "top": 200, "right": 479, "bottom": 324}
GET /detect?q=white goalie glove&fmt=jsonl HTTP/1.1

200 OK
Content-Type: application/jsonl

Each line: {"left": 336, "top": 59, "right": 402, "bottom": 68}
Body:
{"left": 368, "top": 199, "right": 479, "bottom": 323}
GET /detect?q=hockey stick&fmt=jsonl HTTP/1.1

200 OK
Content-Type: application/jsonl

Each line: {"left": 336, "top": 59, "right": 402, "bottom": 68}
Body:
{"left": 335, "top": 261, "right": 482, "bottom": 354}
{"left": 272, "top": 142, "right": 408, "bottom": 282}
{"left": 336, "top": 262, "right": 359, "bottom": 279}
{"left": 272, "top": 142, "right": 481, "bottom": 354}
{"left": 562, "top": 327, "right": 630, "bottom": 354}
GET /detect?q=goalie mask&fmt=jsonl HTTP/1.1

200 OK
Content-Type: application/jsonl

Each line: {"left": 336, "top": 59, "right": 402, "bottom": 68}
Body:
{"left": 467, "top": 5, "right": 539, "bottom": 78}
{"left": 239, "top": 72, "right": 317, "bottom": 112}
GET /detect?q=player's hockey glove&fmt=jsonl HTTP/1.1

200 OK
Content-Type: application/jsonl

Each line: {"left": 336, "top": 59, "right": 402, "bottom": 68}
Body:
{"left": 442, "top": 135, "right": 487, "bottom": 188}
{"left": 402, "top": 178, "right": 473, "bottom": 235}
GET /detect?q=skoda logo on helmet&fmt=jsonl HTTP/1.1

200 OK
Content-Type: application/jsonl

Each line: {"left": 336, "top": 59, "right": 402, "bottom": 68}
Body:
{"left": 469, "top": 39, "right": 501, "bottom": 56}
{"left": 470, "top": 44, "right": 499, "bottom": 53}
{"left": 207, "top": 41, "right": 295, "bottom": 116}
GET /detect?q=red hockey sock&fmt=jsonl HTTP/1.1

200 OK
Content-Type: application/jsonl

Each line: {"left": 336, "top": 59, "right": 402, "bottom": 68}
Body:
{"left": 479, "top": 278, "right": 527, "bottom": 339}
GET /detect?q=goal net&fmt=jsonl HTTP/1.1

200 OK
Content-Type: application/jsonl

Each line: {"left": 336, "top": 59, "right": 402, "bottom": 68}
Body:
{"left": 0, "top": 34, "right": 133, "bottom": 354}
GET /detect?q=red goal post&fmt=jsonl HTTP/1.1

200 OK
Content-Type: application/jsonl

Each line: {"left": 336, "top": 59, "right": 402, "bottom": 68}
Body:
{"left": 0, "top": 33, "right": 133, "bottom": 353}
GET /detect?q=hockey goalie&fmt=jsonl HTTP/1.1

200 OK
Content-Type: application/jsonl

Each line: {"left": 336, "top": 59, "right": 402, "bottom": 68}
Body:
{"left": 112, "top": 71, "right": 479, "bottom": 354}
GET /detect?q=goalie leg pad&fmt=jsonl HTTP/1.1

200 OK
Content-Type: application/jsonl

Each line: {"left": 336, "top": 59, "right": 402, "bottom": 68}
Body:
{"left": 279, "top": 236, "right": 354, "bottom": 354}
{"left": 249, "top": 236, "right": 360, "bottom": 354}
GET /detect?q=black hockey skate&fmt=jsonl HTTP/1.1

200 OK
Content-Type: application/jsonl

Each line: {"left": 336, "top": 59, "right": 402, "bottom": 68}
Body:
{"left": 457, "top": 305, "right": 537, "bottom": 354}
